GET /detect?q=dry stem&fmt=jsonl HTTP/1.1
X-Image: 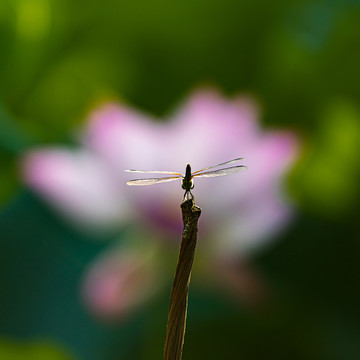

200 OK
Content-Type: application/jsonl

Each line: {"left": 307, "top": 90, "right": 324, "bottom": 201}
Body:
{"left": 163, "top": 199, "right": 201, "bottom": 360}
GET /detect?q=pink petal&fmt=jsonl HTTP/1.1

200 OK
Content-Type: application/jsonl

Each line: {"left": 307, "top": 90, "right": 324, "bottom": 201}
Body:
{"left": 83, "top": 104, "right": 171, "bottom": 173}
{"left": 22, "top": 149, "right": 126, "bottom": 230}
{"left": 168, "top": 89, "right": 260, "bottom": 171}
{"left": 213, "top": 185, "right": 295, "bottom": 255}
{"left": 81, "top": 245, "right": 160, "bottom": 320}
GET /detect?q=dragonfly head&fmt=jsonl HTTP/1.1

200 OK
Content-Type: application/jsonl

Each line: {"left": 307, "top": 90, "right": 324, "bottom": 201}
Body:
{"left": 182, "top": 178, "right": 194, "bottom": 191}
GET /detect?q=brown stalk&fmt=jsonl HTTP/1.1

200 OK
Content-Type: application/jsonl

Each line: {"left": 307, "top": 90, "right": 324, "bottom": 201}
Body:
{"left": 164, "top": 199, "right": 202, "bottom": 360}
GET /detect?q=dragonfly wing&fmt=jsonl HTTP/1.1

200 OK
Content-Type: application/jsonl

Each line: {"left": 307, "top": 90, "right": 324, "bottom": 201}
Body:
{"left": 193, "top": 165, "right": 247, "bottom": 178}
{"left": 125, "top": 169, "right": 182, "bottom": 176}
{"left": 126, "top": 176, "right": 182, "bottom": 186}
{"left": 192, "top": 157, "right": 245, "bottom": 174}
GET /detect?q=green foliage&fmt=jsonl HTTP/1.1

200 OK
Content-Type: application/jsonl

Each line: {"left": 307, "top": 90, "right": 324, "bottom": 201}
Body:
{"left": 0, "top": 106, "right": 32, "bottom": 205}
{"left": 0, "top": 338, "right": 74, "bottom": 360}
{"left": 291, "top": 101, "right": 360, "bottom": 216}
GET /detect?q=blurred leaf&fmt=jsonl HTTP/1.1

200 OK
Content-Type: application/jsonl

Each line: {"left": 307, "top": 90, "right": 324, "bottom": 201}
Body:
{"left": 0, "top": 153, "right": 19, "bottom": 207}
{"left": 0, "top": 105, "right": 34, "bottom": 153}
{"left": 291, "top": 100, "right": 360, "bottom": 216}
{"left": 0, "top": 338, "right": 74, "bottom": 360}
{"left": 19, "top": 49, "right": 134, "bottom": 141}
{"left": 0, "top": 105, "right": 35, "bottom": 207}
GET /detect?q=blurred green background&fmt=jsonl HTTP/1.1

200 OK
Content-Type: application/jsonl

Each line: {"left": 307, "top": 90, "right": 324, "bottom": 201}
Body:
{"left": 1, "top": 0, "right": 360, "bottom": 359}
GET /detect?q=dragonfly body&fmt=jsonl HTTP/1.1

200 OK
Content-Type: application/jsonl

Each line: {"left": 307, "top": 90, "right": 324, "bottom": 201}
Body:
{"left": 181, "top": 164, "right": 194, "bottom": 197}
{"left": 125, "top": 157, "right": 247, "bottom": 201}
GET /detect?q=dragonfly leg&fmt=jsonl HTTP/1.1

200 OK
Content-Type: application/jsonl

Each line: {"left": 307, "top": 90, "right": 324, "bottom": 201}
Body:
{"left": 182, "top": 191, "right": 188, "bottom": 202}
{"left": 182, "top": 190, "right": 194, "bottom": 202}
{"left": 189, "top": 190, "right": 194, "bottom": 201}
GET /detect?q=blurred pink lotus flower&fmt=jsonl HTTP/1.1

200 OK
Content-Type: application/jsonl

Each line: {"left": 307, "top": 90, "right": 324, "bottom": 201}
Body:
{"left": 22, "top": 89, "right": 299, "bottom": 318}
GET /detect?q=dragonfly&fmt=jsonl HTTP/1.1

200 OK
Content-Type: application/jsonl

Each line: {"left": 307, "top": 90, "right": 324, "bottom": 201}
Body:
{"left": 125, "top": 157, "right": 247, "bottom": 201}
